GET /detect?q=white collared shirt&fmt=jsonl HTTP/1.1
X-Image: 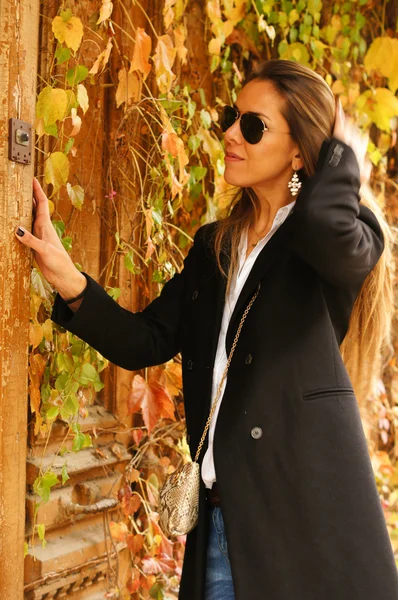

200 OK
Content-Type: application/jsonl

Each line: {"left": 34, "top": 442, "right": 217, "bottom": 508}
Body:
{"left": 201, "top": 200, "right": 296, "bottom": 489}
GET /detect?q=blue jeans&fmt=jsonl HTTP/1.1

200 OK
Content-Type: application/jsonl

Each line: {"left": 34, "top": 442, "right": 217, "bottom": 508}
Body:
{"left": 205, "top": 506, "right": 235, "bottom": 600}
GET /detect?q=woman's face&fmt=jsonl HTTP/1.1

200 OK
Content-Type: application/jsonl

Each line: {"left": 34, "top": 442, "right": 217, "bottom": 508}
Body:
{"left": 223, "top": 79, "right": 302, "bottom": 193}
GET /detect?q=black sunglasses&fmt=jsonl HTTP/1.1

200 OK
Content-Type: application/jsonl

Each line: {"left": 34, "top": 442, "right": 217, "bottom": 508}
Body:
{"left": 220, "top": 105, "right": 268, "bottom": 145}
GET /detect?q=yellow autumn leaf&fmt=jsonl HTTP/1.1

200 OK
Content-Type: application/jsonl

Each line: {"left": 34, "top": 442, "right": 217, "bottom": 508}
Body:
{"left": 45, "top": 152, "right": 70, "bottom": 194}
{"left": 35, "top": 117, "right": 46, "bottom": 138}
{"left": 89, "top": 38, "right": 113, "bottom": 75}
{"left": 223, "top": 0, "right": 246, "bottom": 25}
{"left": 42, "top": 319, "right": 53, "bottom": 342}
{"left": 153, "top": 34, "right": 177, "bottom": 93}
{"left": 331, "top": 80, "right": 360, "bottom": 109}
{"left": 97, "top": 0, "right": 113, "bottom": 24}
{"left": 116, "top": 67, "right": 142, "bottom": 108}
{"left": 52, "top": 15, "right": 84, "bottom": 53}
{"left": 173, "top": 25, "right": 188, "bottom": 65}
{"left": 129, "top": 28, "right": 152, "bottom": 80}
{"left": 70, "top": 108, "right": 82, "bottom": 136}
{"left": 36, "top": 87, "right": 68, "bottom": 127}
{"left": 356, "top": 88, "right": 398, "bottom": 132}
{"left": 29, "top": 323, "right": 43, "bottom": 349}
{"left": 364, "top": 37, "right": 398, "bottom": 94}
{"left": 208, "top": 37, "right": 222, "bottom": 56}
{"left": 207, "top": 0, "right": 221, "bottom": 23}
{"left": 66, "top": 183, "right": 85, "bottom": 210}
{"left": 163, "top": 0, "right": 176, "bottom": 30}
{"left": 77, "top": 84, "right": 89, "bottom": 114}
{"left": 279, "top": 42, "right": 310, "bottom": 67}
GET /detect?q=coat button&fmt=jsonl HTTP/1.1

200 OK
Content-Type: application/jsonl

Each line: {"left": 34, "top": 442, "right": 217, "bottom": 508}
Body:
{"left": 245, "top": 354, "right": 252, "bottom": 365}
{"left": 187, "top": 359, "right": 193, "bottom": 370}
{"left": 192, "top": 290, "right": 199, "bottom": 300}
{"left": 251, "top": 427, "right": 263, "bottom": 440}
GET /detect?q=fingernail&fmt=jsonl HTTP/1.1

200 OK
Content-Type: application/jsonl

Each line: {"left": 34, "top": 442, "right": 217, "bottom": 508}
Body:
{"left": 16, "top": 227, "right": 25, "bottom": 237}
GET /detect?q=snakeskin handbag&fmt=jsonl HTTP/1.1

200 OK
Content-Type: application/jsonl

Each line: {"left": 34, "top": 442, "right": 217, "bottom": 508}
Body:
{"left": 159, "top": 288, "right": 259, "bottom": 537}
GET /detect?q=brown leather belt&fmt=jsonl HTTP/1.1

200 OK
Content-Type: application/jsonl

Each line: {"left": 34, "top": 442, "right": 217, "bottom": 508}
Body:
{"left": 206, "top": 482, "right": 221, "bottom": 506}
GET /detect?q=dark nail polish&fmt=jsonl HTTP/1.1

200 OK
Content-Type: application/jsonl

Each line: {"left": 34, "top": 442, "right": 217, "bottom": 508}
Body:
{"left": 16, "top": 227, "right": 25, "bottom": 237}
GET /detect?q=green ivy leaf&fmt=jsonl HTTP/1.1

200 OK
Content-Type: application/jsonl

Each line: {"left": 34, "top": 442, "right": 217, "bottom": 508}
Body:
{"left": 188, "top": 135, "right": 200, "bottom": 153}
{"left": 60, "top": 8, "right": 72, "bottom": 21}
{"left": 24, "top": 542, "right": 29, "bottom": 558}
{"left": 37, "top": 523, "right": 46, "bottom": 548}
{"left": 61, "top": 464, "right": 70, "bottom": 485}
{"left": 107, "top": 287, "right": 121, "bottom": 301}
{"left": 34, "top": 471, "right": 59, "bottom": 503}
{"left": 64, "top": 137, "right": 74, "bottom": 155}
{"left": 55, "top": 46, "right": 71, "bottom": 65}
{"left": 46, "top": 406, "right": 59, "bottom": 421}
{"left": 52, "top": 220, "right": 65, "bottom": 239}
{"left": 62, "top": 236, "right": 73, "bottom": 252}
{"left": 78, "top": 363, "right": 97, "bottom": 385}
{"left": 124, "top": 252, "right": 139, "bottom": 274}
{"left": 60, "top": 393, "right": 79, "bottom": 420}
{"left": 66, "top": 65, "right": 89, "bottom": 86}
{"left": 44, "top": 123, "right": 58, "bottom": 138}
{"left": 200, "top": 109, "right": 211, "bottom": 129}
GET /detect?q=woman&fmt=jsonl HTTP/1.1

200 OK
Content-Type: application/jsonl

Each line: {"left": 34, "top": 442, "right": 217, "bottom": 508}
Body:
{"left": 16, "top": 60, "right": 398, "bottom": 599}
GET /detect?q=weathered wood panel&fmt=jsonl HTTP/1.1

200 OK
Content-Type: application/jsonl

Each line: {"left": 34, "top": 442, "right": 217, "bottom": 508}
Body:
{"left": 0, "top": 0, "right": 39, "bottom": 598}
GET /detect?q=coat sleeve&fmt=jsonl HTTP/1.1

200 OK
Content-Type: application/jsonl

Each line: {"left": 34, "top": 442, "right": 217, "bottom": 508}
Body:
{"left": 290, "top": 137, "right": 384, "bottom": 288}
{"left": 51, "top": 226, "right": 204, "bottom": 371}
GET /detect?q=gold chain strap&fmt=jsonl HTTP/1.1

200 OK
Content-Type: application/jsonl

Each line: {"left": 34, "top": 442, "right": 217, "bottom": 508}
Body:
{"left": 194, "top": 288, "right": 259, "bottom": 463}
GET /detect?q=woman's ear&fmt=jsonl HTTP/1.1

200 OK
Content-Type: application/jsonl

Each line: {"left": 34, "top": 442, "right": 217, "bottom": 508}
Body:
{"left": 292, "top": 151, "right": 304, "bottom": 172}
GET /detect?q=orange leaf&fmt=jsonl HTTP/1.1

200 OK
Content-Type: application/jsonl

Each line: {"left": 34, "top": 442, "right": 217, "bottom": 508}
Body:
{"left": 128, "top": 371, "right": 176, "bottom": 433}
{"left": 89, "top": 38, "right": 113, "bottom": 75}
{"left": 130, "top": 28, "right": 152, "bottom": 80}
{"left": 109, "top": 521, "right": 129, "bottom": 542}
{"left": 116, "top": 67, "right": 142, "bottom": 108}
{"left": 149, "top": 512, "right": 174, "bottom": 556}
{"left": 127, "top": 533, "right": 144, "bottom": 554}
{"left": 173, "top": 25, "right": 188, "bottom": 65}
{"left": 153, "top": 34, "right": 176, "bottom": 93}
{"left": 130, "top": 467, "right": 141, "bottom": 482}
{"left": 164, "top": 361, "right": 182, "bottom": 397}
{"left": 29, "top": 323, "right": 43, "bottom": 349}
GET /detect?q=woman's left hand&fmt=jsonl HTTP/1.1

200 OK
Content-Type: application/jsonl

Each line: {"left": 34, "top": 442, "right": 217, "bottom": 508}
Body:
{"left": 333, "top": 98, "right": 372, "bottom": 185}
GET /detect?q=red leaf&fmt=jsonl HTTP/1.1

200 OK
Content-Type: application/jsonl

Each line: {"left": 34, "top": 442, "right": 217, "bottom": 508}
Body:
{"left": 128, "top": 369, "right": 176, "bottom": 433}
{"left": 132, "top": 430, "right": 144, "bottom": 446}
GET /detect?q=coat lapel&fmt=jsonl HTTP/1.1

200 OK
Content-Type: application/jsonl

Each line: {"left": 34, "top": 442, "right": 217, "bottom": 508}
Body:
{"left": 225, "top": 213, "right": 295, "bottom": 353}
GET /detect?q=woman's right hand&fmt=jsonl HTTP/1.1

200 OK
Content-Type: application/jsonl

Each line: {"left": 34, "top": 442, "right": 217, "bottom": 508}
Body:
{"left": 15, "top": 178, "right": 87, "bottom": 300}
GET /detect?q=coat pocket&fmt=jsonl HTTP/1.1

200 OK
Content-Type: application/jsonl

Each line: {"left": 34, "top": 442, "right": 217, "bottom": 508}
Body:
{"left": 302, "top": 387, "right": 354, "bottom": 402}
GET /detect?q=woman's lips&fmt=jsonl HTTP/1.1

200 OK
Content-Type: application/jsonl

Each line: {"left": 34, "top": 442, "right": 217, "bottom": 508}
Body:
{"left": 225, "top": 153, "right": 244, "bottom": 162}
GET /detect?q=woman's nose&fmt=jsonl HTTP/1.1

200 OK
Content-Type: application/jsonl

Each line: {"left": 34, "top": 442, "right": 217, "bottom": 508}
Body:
{"left": 224, "top": 117, "right": 243, "bottom": 145}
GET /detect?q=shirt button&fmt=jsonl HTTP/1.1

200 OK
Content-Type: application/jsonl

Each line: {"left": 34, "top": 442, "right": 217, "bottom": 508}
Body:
{"left": 251, "top": 427, "right": 263, "bottom": 440}
{"left": 187, "top": 359, "right": 193, "bottom": 370}
{"left": 192, "top": 290, "right": 199, "bottom": 300}
{"left": 245, "top": 354, "right": 252, "bottom": 365}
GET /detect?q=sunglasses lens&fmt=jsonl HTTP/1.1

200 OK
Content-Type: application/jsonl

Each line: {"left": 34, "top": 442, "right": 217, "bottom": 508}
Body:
{"left": 240, "top": 114, "right": 264, "bottom": 144}
{"left": 221, "top": 106, "right": 239, "bottom": 132}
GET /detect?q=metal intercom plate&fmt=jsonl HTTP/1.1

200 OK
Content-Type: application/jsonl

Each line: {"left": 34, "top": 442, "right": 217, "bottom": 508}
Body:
{"left": 8, "top": 118, "right": 32, "bottom": 164}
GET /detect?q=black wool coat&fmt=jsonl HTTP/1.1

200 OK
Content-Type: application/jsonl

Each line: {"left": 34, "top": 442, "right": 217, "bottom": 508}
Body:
{"left": 52, "top": 138, "right": 398, "bottom": 600}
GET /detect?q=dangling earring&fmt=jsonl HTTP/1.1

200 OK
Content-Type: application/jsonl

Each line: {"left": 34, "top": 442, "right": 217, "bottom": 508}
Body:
{"left": 288, "top": 170, "right": 302, "bottom": 196}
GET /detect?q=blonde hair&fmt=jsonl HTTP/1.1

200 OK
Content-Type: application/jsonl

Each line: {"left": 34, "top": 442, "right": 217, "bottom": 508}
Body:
{"left": 214, "top": 59, "right": 394, "bottom": 406}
